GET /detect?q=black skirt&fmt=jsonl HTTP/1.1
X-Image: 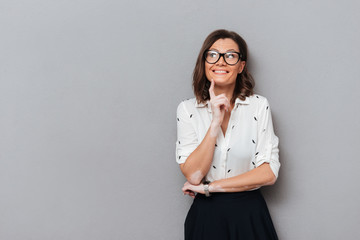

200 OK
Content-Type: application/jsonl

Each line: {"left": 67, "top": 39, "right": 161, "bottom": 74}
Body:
{"left": 184, "top": 189, "right": 278, "bottom": 240}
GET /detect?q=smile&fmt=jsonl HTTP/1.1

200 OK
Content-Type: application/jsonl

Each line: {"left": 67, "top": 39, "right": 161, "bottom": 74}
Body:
{"left": 213, "top": 70, "right": 229, "bottom": 74}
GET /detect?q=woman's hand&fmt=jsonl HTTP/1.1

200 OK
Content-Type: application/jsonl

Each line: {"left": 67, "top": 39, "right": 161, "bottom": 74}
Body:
{"left": 182, "top": 181, "right": 205, "bottom": 198}
{"left": 209, "top": 79, "right": 230, "bottom": 126}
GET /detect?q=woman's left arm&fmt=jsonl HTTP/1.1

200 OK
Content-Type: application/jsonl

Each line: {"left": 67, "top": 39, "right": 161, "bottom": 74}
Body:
{"left": 182, "top": 162, "right": 275, "bottom": 195}
{"left": 209, "top": 162, "right": 275, "bottom": 192}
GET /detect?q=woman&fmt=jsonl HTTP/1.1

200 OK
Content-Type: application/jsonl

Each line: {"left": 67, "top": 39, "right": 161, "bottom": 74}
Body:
{"left": 176, "top": 29, "right": 280, "bottom": 240}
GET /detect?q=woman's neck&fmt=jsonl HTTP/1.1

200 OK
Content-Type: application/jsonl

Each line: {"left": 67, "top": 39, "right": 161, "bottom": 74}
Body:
{"left": 214, "top": 84, "right": 235, "bottom": 105}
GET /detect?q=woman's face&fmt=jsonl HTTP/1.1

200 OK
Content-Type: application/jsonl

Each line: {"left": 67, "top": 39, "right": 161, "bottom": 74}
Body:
{"left": 205, "top": 38, "right": 245, "bottom": 87}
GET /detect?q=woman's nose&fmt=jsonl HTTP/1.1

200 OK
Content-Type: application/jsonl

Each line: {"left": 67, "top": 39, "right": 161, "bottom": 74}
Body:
{"left": 216, "top": 55, "right": 226, "bottom": 65}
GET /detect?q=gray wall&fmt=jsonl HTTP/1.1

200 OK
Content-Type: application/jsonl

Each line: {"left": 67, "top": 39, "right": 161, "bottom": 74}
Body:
{"left": 1, "top": 0, "right": 359, "bottom": 239}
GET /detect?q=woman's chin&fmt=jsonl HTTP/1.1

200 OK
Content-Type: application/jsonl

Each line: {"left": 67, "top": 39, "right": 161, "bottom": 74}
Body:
{"left": 212, "top": 79, "right": 235, "bottom": 87}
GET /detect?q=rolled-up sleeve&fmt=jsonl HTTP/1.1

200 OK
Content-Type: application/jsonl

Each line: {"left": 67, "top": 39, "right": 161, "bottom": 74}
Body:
{"left": 255, "top": 97, "right": 280, "bottom": 179}
{"left": 175, "top": 101, "right": 199, "bottom": 164}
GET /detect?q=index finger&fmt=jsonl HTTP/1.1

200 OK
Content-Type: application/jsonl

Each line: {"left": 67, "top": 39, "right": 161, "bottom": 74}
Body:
{"left": 209, "top": 79, "right": 216, "bottom": 100}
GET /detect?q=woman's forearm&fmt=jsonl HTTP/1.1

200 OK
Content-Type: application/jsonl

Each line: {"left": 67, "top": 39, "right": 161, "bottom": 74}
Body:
{"left": 209, "top": 163, "right": 276, "bottom": 193}
{"left": 180, "top": 122, "right": 221, "bottom": 185}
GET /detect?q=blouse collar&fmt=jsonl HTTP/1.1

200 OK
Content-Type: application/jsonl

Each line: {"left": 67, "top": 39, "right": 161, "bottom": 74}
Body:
{"left": 195, "top": 97, "right": 250, "bottom": 113}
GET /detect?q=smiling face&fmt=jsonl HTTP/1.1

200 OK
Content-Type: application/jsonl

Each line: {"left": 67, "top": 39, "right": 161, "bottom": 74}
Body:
{"left": 205, "top": 38, "right": 245, "bottom": 87}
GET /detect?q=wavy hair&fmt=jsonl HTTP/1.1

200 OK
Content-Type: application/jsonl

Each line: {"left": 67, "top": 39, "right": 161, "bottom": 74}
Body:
{"left": 192, "top": 29, "right": 255, "bottom": 105}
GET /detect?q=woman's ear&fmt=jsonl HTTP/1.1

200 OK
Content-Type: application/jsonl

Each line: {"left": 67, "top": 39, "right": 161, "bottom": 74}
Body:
{"left": 238, "top": 61, "right": 246, "bottom": 74}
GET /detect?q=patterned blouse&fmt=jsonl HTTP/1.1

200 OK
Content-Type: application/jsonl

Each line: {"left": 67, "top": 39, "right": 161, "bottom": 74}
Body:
{"left": 175, "top": 94, "right": 280, "bottom": 186}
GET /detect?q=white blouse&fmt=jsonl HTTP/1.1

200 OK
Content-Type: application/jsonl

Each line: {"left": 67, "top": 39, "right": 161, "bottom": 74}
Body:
{"left": 175, "top": 94, "right": 280, "bottom": 185}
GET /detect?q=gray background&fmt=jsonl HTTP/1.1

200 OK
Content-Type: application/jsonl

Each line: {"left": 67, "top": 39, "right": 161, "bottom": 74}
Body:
{"left": 1, "top": 0, "right": 359, "bottom": 239}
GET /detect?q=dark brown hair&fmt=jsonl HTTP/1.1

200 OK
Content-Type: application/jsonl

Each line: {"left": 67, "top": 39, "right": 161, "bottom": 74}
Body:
{"left": 192, "top": 29, "right": 255, "bottom": 105}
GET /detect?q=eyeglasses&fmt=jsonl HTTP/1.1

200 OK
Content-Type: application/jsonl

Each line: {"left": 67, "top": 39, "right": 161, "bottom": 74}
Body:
{"left": 204, "top": 50, "right": 242, "bottom": 65}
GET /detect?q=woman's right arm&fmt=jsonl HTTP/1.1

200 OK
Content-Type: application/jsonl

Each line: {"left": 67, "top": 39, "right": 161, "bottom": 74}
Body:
{"left": 179, "top": 122, "right": 221, "bottom": 185}
{"left": 177, "top": 79, "right": 230, "bottom": 185}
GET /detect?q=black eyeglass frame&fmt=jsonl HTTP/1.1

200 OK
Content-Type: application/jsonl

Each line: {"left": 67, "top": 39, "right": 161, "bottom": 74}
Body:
{"left": 204, "top": 50, "right": 243, "bottom": 66}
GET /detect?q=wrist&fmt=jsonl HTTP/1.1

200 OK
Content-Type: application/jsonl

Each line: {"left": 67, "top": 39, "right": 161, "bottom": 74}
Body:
{"left": 209, "top": 122, "right": 221, "bottom": 137}
{"left": 211, "top": 120, "right": 222, "bottom": 128}
{"left": 208, "top": 182, "right": 215, "bottom": 193}
{"left": 208, "top": 181, "right": 222, "bottom": 193}
{"left": 203, "top": 183, "right": 210, "bottom": 197}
